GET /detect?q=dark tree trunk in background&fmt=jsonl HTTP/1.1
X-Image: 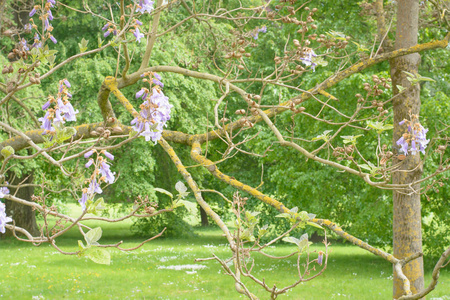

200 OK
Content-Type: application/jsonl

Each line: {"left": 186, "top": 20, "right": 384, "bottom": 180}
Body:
{"left": 3, "top": 172, "right": 39, "bottom": 237}
{"left": 200, "top": 206, "right": 209, "bottom": 226}
{"left": 390, "top": 0, "right": 424, "bottom": 297}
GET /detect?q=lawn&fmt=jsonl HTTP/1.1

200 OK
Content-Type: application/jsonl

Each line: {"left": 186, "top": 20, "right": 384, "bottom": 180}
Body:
{"left": 0, "top": 206, "right": 449, "bottom": 299}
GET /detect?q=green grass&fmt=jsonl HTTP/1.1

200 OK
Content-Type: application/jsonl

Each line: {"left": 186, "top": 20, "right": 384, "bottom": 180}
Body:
{"left": 1, "top": 207, "right": 449, "bottom": 299}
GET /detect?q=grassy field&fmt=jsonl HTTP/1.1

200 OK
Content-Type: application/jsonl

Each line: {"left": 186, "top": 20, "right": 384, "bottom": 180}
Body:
{"left": 1, "top": 207, "right": 449, "bottom": 299}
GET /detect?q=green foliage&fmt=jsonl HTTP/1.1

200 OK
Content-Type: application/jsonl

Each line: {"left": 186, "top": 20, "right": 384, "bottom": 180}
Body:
{"left": 78, "top": 227, "right": 111, "bottom": 265}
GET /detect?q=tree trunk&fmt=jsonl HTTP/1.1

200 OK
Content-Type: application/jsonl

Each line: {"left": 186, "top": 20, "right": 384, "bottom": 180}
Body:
{"left": 200, "top": 206, "right": 209, "bottom": 226}
{"left": 3, "top": 172, "right": 39, "bottom": 238}
{"left": 390, "top": 0, "right": 424, "bottom": 297}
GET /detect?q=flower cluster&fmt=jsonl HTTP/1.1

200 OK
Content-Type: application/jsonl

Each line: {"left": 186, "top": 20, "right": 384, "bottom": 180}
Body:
{"left": 396, "top": 117, "right": 430, "bottom": 156}
{"left": 131, "top": 72, "right": 172, "bottom": 143}
{"left": 29, "top": 0, "right": 57, "bottom": 44}
{"left": 251, "top": 26, "right": 267, "bottom": 40}
{"left": 132, "top": 19, "right": 145, "bottom": 43}
{"left": 39, "top": 79, "right": 78, "bottom": 135}
{"left": 102, "top": 22, "right": 118, "bottom": 38}
{"left": 0, "top": 185, "right": 12, "bottom": 234}
{"left": 136, "top": 0, "right": 155, "bottom": 14}
{"left": 102, "top": 0, "right": 154, "bottom": 42}
{"left": 80, "top": 150, "right": 116, "bottom": 210}
{"left": 299, "top": 48, "right": 317, "bottom": 71}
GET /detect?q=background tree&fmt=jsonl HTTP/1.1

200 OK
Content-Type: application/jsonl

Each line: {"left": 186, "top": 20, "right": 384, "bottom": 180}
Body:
{"left": 1, "top": 0, "right": 450, "bottom": 299}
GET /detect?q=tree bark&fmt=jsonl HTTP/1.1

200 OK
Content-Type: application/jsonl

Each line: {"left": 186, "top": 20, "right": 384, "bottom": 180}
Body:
{"left": 200, "top": 206, "right": 209, "bottom": 226}
{"left": 390, "top": 0, "right": 424, "bottom": 297}
{"left": 3, "top": 172, "right": 39, "bottom": 238}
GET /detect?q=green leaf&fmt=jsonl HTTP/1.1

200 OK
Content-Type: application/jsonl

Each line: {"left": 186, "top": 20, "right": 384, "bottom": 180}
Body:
{"left": 177, "top": 199, "right": 198, "bottom": 215}
{"left": 240, "top": 228, "right": 255, "bottom": 241}
{"left": 275, "top": 213, "right": 291, "bottom": 219}
{"left": 312, "top": 130, "right": 333, "bottom": 142}
{"left": 87, "top": 197, "right": 106, "bottom": 215}
{"left": 283, "top": 236, "right": 301, "bottom": 245}
{"left": 85, "top": 247, "right": 110, "bottom": 265}
{"left": 366, "top": 121, "right": 393, "bottom": 135}
{"left": 341, "top": 135, "right": 362, "bottom": 145}
{"left": 78, "top": 240, "right": 85, "bottom": 251}
{"left": 1, "top": 146, "right": 15, "bottom": 158}
{"left": 396, "top": 85, "right": 405, "bottom": 92}
{"left": 258, "top": 224, "right": 269, "bottom": 237}
{"left": 154, "top": 188, "right": 173, "bottom": 198}
{"left": 78, "top": 38, "right": 89, "bottom": 53}
{"left": 85, "top": 227, "right": 102, "bottom": 245}
{"left": 307, "top": 221, "right": 324, "bottom": 230}
{"left": 175, "top": 181, "right": 187, "bottom": 193}
{"left": 56, "top": 127, "right": 77, "bottom": 143}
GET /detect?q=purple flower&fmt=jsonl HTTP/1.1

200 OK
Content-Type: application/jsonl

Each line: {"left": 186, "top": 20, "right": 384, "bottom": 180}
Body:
{"left": 47, "top": 10, "right": 53, "bottom": 21}
{"left": 0, "top": 202, "right": 13, "bottom": 234}
{"left": 53, "top": 109, "right": 64, "bottom": 125}
{"left": 102, "top": 23, "right": 110, "bottom": 31}
{"left": 100, "top": 162, "right": 115, "bottom": 184}
{"left": 63, "top": 79, "right": 71, "bottom": 88}
{"left": 102, "top": 150, "right": 114, "bottom": 161}
{"left": 47, "top": 0, "right": 55, "bottom": 7}
{"left": 300, "top": 48, "right": 317, "bottom": 71}
{"left": 136, "top": 0, "right": 155, "bottom": 14}
{"left": 33, "top": 34, "right": 42, "bottom": 49}
{"left": 153, "top": 78, "right": 164, "bottom": 87}
{"left": 0, "top": 186, "right": 9, "bottom": 198}
{"left": 42, "top": 100, "right": 51, "bottom": 111}
{"left": 154, "top": 72, "right": 162, "bottom": 81}
{"left": 136, "top": 19, "right": 143, "bottom": 26}
{"left": 89, "top": 178, "right": 102, "bottom": 194}
{"left": 79, "top": 192, "right": 88, "bottom": 210}
{"left": 104, "top": 30, "right": 111, "bottom": 38}
{"left": 29, "top": 7, "right": 37, "bottom": 17}
{"left": 84, "top": 150, "right": 94, "bottom": 158}
{"left": 317, "top": 251, "right": 324, "bottom": 265}
{"left": 396, "top": 135, "right": 409, "bottom": 154}
{"left": 259, "top": 26, "right": 267, "bottom": 33}
{"left": 24, "top": 23, "right": 33, "bottom": 31}
{"left": 134, "top": 28, "right": 145, "bottom": 43}
{"left": 136, "top": 88, "right": 146, "bottom": 99}
{"left": 39, "top": 111, "right": 54, "bottom": 132}
{"left": 61, "top": 102, "right": 78, "bottom": 122}
{"left": 20, "top": 38, "right": 29, "bottom": 51}
{"left": 85, "top": 159, "right": 94, "bottom": 168}
{"left": 50, "top": 35, "right": 57, "bottom": 44}
{"left": 44, "top": 18, "right": 50, "bottom": 31}
{"left": 396, "top": 121, "right": 430, "bottom": 156}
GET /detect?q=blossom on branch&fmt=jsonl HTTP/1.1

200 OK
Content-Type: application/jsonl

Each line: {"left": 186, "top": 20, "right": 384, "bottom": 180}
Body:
{"left": 136, "top": 0, "right": 155, "bottom": 14}
{"left": 0, "top": 202, "right": 12, "bottom": 234}
{"left": 134, "top": 28, "right": 145, "bottom": 43}
{"left": 396, "top": 117, "right": 430, "bottom": 156}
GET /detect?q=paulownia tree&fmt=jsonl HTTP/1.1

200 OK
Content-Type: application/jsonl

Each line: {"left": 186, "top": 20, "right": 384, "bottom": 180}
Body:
{"left": 1, "top": 0, "right": 449, "bottom": 299}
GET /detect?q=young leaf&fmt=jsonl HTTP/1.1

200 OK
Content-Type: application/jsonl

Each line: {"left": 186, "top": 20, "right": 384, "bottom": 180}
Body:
{"left": 85, "top": 227, "right": 102, "bottom": 245}
{"left": 1, "top": 146, "right": 15, "bottom": 158}
{"left": 154, "top": 188, "right": 173, "bottom": 199}
{"left": 312, "top": 130, "right": 333, "bottom": 142}
{"left": 85, "top": 247, "right": 111, "bottom": 265}
{"left": 283, "top": 236, "right": 301, "bottom": 246}
{"left": 175, "top": 181, "right": 187, "bottom": 194}
{"left": 177, "top": 199, "right": 198, "bottom": 215}
{"left": 307, "top": 221, "right": 324, "bottom": 230}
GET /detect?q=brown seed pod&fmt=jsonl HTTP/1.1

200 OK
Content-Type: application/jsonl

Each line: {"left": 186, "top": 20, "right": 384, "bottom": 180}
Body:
{"left": 397, "top": 154, "right": 406, "bottom": 161}
{"left": 235, "top": 109, "right": 246, "bottom": 115}
{"left": 237, "top": 65, "right": 245, "bottom": 70}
